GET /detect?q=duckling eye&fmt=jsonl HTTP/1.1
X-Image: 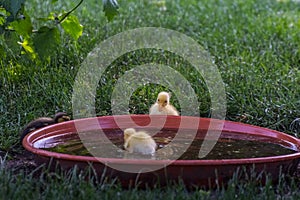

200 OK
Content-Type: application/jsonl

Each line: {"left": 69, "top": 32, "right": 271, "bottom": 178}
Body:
{"left": 157, "top": 99, "right": 160, "bottom": 102}
{"left": 164, "top": 100, "right": 167, "bottom": 103}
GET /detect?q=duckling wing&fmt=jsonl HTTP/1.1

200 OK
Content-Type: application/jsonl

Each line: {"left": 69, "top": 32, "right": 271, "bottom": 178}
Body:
{"left": 166, "top": 105, "right": 179, "bottom": 116}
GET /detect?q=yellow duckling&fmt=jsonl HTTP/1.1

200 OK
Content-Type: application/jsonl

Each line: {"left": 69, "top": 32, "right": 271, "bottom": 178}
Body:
{"left": 20, "top": 112, "right": 70, "bottom": 142}
{"left": 123, "top": 128, "right": 157, "bottom": 155}
{"left": 149, "top": 91, "right": 179, "bottom": 116}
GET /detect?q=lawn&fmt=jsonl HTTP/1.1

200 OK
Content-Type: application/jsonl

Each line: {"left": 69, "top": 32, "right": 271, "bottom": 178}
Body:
{"left": 1, "top": 0, "right": 300, "bottom": 199}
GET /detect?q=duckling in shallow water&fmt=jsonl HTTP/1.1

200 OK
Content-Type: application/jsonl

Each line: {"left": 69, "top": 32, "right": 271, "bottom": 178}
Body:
{"left": 149, "top": 91, "right": 179, "bottom": 116}
{"left": 123, "top": 128, "right": 157, "bottom": 155}
{"left": 20, "top": 112, "right": 70, "bottom": 142}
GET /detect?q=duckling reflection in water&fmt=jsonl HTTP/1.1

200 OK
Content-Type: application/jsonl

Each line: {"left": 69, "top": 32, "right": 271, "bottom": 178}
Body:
{"left": 149, "top": 91, "right": 179, "bottom": 116}
{"left": 20, "top": 112, "right": 70, "bottom": 142}
{"left": 123, "top": 128, "right": 157, "bottom": 155}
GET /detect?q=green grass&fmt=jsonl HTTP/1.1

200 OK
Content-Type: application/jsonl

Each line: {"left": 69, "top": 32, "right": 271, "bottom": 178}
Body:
{"left": 1, "top": 0, "right": 300, "bottom": 198}
{"left": 0, "top": 161, "right": 300, "bottom": 200}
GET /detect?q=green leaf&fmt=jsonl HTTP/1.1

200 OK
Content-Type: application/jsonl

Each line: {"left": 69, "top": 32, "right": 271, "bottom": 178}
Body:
{"left": 9, "top": 12, "right": 32, "bottom": 37}
{"left": 0, "top": 16, "right": 5, "bottom": 26}
{"left": 0, "top": 7, "right": 10, "bottom": 23}
{"left": 10, "top": 0, "right": 25, "bottom": 16}
{"left": 18, "top": 38, "right": 37, "bottom": 59}
{"left": 103, "top": 0, "right": 119, "bottom": 21}
{"left": 61, "top": 14, "right": 83, "bottom": 40}
{"left": 33, "top": 26, "right": 61, "bottom": 60}
{"left": 1, "top": 0, "right": 25, "bottom": 17}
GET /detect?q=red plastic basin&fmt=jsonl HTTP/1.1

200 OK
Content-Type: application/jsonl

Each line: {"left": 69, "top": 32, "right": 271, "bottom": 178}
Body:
{"left": 23, "top": 115, "right": 300, "bottom": 188}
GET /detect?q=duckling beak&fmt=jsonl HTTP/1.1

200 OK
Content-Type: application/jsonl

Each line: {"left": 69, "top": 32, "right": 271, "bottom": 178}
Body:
{"left": 57, "top": 116, "right": 70, "bottom": 123}
{"left": 64, "top": 116, "right": 70, "bottom": 120}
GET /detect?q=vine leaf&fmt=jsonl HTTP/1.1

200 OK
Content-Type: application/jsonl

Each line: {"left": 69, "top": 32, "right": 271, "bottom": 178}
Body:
{"left": 0, "top": 8, "right": 9, "bottom": 26}
{"left": 18, "top": 38, "right": 37, "bottom": 59}
{"left": 9, "top": 12, "right": 32, "bottom": 38}
{"left": 1, "top": 0, "right": 25, "bottom": 18}
{"left": 10, "top": 0, "right": 25, "bottom": 16}
{"left": 61, "top": 14, "right": 83, "bottom": 40}
{"left": 0, "top": 17, "right": 5, "bottom": 26}
{"left": 33, "top": 26, "right": 60, "bottom": 61}
{"left": 103, "top": 0, "right": 119, "bottom": 21}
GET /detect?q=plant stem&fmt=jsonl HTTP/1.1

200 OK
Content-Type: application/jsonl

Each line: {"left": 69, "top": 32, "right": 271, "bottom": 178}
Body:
{"left": 59, "top": 0, "right": 84, "bottom": 23}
